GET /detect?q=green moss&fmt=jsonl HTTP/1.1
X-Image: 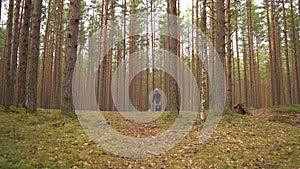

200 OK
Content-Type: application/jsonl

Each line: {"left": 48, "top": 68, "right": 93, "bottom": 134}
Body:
{"left": 0, "top": 107, "right": 299, "bottom": 168}
{"left": 270, "top": 104, "right": 300, "bottom": 113}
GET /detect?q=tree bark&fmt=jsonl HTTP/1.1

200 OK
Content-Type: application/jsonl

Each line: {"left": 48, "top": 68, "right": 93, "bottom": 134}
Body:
{"left": 10, "top": 0, "right": 21, "bottom": 105}
{"left": 281, "top": 0, "right": 292, "bottom": 104}
{"left": 234, "top": 0, "right": 242, "bottom": 103}
{"left": 289, "top": 0, "right": 300, "bottom": 103}
{"left": 52, "top": 0, "right": 64, "bottom": 109}
{"left": 17, "top": 0, "right": 31, "bottom": 108}
{"left": 216, "top": 0, "right": 225, "bottom": 67}
{"left": 3, "top": 0, "right": 14, "bottom": 111}
{"left": 246, "top": 0, "right": 257, "bottom": 107}
{"left": 265, "top": 0, "right": 275, "bottom": 105}
{"left": 129, "top": 0, "right": 136, "bottom": 111}
{"left": 242, "top": 32, "right": 248, "bottom": 106}
{"left": 270, "top": 0, "right": 282, "bottom": 105}
{"left": 168, "top": 0, "right": 179, "bottom": 114}
{"left": 225, "top": 0, "right": 232, "bottom": 110}
{"left": 106, "top": 0, "right": 115, "bottom": 111}
{"left": 61, "top": 0, "right": 81, "bottom": 116}
{"left": 25, "top": 0, "right": 42, "bottom": 113}
{"left": 41, "top": 0, "right": 53, "bottom": 108}
{"left": 200, "top": 0, "right": 209, "bottom": 110}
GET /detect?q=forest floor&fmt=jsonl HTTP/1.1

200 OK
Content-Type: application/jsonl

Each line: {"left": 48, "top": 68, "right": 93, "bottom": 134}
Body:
{"left": 0, "top": 105, "right": 299, "bottom": 169}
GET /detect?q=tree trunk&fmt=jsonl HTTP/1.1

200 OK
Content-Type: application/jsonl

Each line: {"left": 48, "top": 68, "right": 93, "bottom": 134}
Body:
{"left": 234, "top": 1, "right": 242, "bottom": 103}
{"left": 265, "top": 0, "right": 275, "bottom": 105}
{"left": 216, "top": 0, "right": 225, "bottom": 67}
{"left": 151, "top": 0, "right": 155, "bottom": 92}
{"left": 168, "top": 0, "right": 179, "bottom": 114}
{"left": 0, "top": 0, "right": 2, "bottom": 21}
{"left": 201, "top": 0, "right": 209, "bottom": 110}
{"left": 209, "top": 0, "right": 215, "bottom": 107}
{"left": 242, "top": 32, "right": 248, "bottom": 106}
{"left": 281, "top": 0, "right": 292, "bottom": 104}
{"left": 270, "top": 0, "right": 281, "bottom": 105}
{"left": 99, "top": 0, "right": 109, "bottom": 111}
{"left": 106, "top": 0, "right": 115, "bottom": 111}
{"left": 226, "top": 0, "right": 232, "bottom": 110}
{"left": 255, "top": 40, "right": 262, "bottom": 107}
{"left": 146, "top": 0, "right": 150, "bottom": 110}
{"left": 129, "top": 0, "right": 136, "bottom": 111}
{"left": 41, "top": 0, "right": 53, "bottom": 108}
{"left": 25, "top": 0, "right": 42, "bottom": 114}
{"left": 52, "top": 0, "right": 64, "bottom": 109}
{"left": 10, "top": 0, "right": 21, "bottom": 105}
{"left": 3, "top": 0, "right": 14, "bottom": 111}
{"left": 246, "top": 0, "right": 257, "bottom": 107}
{"left": 17, "top": 0, "right": 31, "bottom": 108}
{"left": 61, "top": 0, "right": 81, "bottom": 116}
{"left": 122, "top": 0, "right": 127, "bottom": 111}
{"left": 289, "top": 0, "right": 299, "bottom": 103}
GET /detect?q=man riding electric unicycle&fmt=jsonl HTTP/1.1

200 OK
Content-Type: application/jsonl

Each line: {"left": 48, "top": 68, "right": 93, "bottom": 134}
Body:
{"left": 152, "top": 88, "right": 162, "bottom": 111}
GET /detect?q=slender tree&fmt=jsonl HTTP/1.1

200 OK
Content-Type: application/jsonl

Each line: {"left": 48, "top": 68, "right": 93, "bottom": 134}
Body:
{"left": 246, "top": 0, "right": 257, "bottom": 107}
{"left": 61, "top": 0, "right": 81, "bottom": 116}
{"left": 40, "top": 0, "right": 53, "bottom": 108}
{"left": 234, "top": 0, "right": 242, "bottom": 103}
{"left": 3, "top": 0, "right": 14, "bottom": 111}
{"left": 281, "top": 0, "right": 292, "bottom": 104}
{"left": 201, "top": 0, "right": 209, "bottom": 110}
{"left": 265, "top": 0, "right": 275, "bottom": 105}
{"left": 10, "top": 0, "right": 21, "bottom": 105}
{"left": 52, "top": 0, "right": 64, "bottom": 108}
{"left": 106, "top": 0, "right": 115, "bottom": 110}
{"left": 242, "top": 31, "right": 248, "bottom": 105}
{"left": 209, "top": 0, "right": 215, "bottom": 105}
{"left": 0, "top": 0, "right": 2, "bottom": 21}
{"left": 289, "top": 0, "right": 299, "bottom": 103}
{"left": 270, "top": 0, "right": 282, "bottom": 105}
{"left": 225, "top": 0, "right": 232, "bottom": 110}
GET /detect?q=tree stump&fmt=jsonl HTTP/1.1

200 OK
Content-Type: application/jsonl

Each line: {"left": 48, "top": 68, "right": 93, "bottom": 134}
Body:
{"left": 233, "top": 103, "right": 249, "bottom": 115}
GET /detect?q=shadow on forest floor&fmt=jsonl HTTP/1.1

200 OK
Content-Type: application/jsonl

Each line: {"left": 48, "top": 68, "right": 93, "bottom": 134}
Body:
{"left": 0, "top": 105, "right": 299, "bottom": 168}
